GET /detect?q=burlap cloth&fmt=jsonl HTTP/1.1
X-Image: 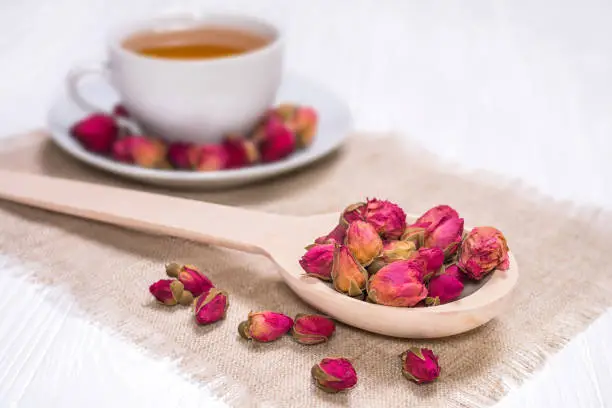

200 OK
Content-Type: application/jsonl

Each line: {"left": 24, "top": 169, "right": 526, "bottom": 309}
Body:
{"left": 1, "top": 132, "right": 611, "bottom": 408}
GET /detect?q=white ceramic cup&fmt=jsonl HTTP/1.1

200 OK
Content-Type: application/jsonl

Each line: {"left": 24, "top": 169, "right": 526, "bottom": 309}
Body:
{"left": 66, "top": 14, "right": 284, "bottom": 143}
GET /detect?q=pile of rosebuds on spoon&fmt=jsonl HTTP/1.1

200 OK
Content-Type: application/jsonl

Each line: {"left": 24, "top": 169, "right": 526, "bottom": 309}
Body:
{"left": 300, "top": 200, "right": 510, "bottom": 307}
{"left": 69, "top": 103, "right": 318, "bottom": 171}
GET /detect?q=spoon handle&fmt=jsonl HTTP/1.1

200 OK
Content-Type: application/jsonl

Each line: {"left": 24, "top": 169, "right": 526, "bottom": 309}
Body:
{"left": 0, "top": 170, "right": 284, "bottom": 256}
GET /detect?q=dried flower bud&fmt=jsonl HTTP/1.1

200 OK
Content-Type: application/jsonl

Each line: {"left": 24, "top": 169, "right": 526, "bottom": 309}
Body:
{"left": 238, "top": 311, "right": 294, "bottom": 342}
{"left": 363, "top": 198, "right": 407, "bottom": 240}
{"left": 340, "top": 202, "right": 366, "bottom": 226}
{"left": 70, "top": 113, "right": 119, "bottom": 154}
{"left": 194, "top": 288, "right": 229, "bottom": 325}
{"left": 222, "top": 136, "right": 259, "bottom": 169}
{"left": 311, "top": 357, "right": 358, "bottom": 393}
{"left": 401, "top": 224, "right": 427, "bottom": 248}
{"left": 458, "top": 226, "right": 510, "bottom": 280}
{"left": 112, "top": 136, "right": 168, "bottom": 168}
{"left": 190, "top": 144, "right": 229, "bottom": 171}
{"left": 314, "top": 223, "right": 347, "bottom": 245}
{"left": 331, "top": 245, "right": 369, "bottom": 297}
{"left": 400, "top": 347, "right": 441, "bottom": 383}
{"left": 413, "top": 205, "right": 464, "bottom": 258}
{"left": 345, "top": 220, "right": 383, "bottom": 266}
{"left": 442, "top": 264, "right": 463, "bottom": 281}
{"left": 367, "top": 260, "right": 427, "bottom": 307}
{"left": 258, "top": 118, "right": 297, "bottom": 163}
{"left": 174, "top": 264, "right": 214, "bottom": 297}
{"left": 292, "top": 314, "right": 336, "bottom": 345}
{"left": 272, "top": 103, "right": 297, "bottom": 121}
{"left": 300, "top": 244, "right": 334, "bottom": 281}
{"left": 149, "top": 279, "right": 184, "bottom": 306}
{"left": 425, "top": 274, "right": 464, "bottom": 305}
{"left": 167, "top": 142, "right": 194, "bottom": 169}
{"left": 286, "top": 106, "right": 318, "bottom": 149}
{"left": 368, "top": 240, "right": 417, "bottom": 274}
{"left": 410, "top": 247, "right": 445, "bottom": 281}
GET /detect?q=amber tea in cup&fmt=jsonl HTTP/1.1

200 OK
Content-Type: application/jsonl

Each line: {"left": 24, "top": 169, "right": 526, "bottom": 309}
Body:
{"left": 122, "top": 26, "right": 270, "bottom": 60}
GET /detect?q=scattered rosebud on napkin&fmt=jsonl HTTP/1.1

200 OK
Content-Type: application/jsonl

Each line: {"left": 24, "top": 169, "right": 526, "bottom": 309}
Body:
{"left": 311, "top": 357, "right": 358, "bottom": 393}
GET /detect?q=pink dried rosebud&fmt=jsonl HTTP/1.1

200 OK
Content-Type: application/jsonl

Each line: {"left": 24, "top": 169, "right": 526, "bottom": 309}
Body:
{"left": 112, "top": 136, "right": 168, "bottom": 168}
{"left": 284, "top": 106, "right": 318, "bottom": 149}
{"left": 410, "top": 247, "right": 445, "bottom": 280}
{"left": 369, "top": 240, "right": 417, "bottom": 274}
{"left": 458, "top": 226, "right": 510, "bottom": 280}
{"left": 401, "top": 347, "right": 441, "bottom": 383}
{"left": 345, "top": 220, "right": 383, "bottom": 266}
{"left": 238, "top": 311, "right": 294, "bottom": 342}
{"left": 259, "top": 118, "right": 296, "bottom": 163}
{"left": 189, "top": 144, "right": 229, "bottom": 171}
{"left": 311, "top": 357, "right": 357, "bottom": 393}
{"left": 70, "top": 113, "right": 119, "bottom": 154}
{"left": 412, "top": 205, "right": 464, "bottom": 258}
{"left": 363, "top": 198, "right": 407, "bottom": 240}
{"left": 167, "top": 142, "right": 194, "bottom": 169}
{"left": 292, "top": 314, "right": 336, "bottom": 345}
{"left": 272, "top": 103, "right": 297, "bottom": 121}
{"left": 222, "top": 136, "right": 259, "bottom": 169}
{"left": 340, "top": 202, "right": 366, "bottom": 226}
{"left": 401, "top": 224, "right": 427, "bottom": 248}
{"left": 300, "top": 244, "right": 334, "bottom": 281}
{"left": 149, "top": 279, "right": 193, "bottom": 306}
{"left": 331, "top": 245, "right": 369, "bottom": 297}
{"left": 113, "top": 104, "right": 130, "bottom": 117}
{"left": 166, "top": 263, "right": 214, "bottom": 298}
{"left": 425, "top": 274, "right": 464, "bottom": 305}
{"left": 314, "top": 223, "right": 347, "bottom": 245}
{"left": 367, "top": 260, "right": 427, "bottom": 307}
{"left": 194, "top": 288, "right": 229, "bottom": 325}
{"left": 442, "top": 264, "right": 463, "bottom": 281}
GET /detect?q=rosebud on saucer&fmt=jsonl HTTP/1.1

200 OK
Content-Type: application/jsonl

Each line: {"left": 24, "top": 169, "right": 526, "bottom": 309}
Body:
{"left": 345, "top": 220, "right": 383, "bottom": 266}
{"left": 189, "top": 144, "right": 229, "bottom": 171}
{"left": 425, "top": 273, "right": 464, "bottom": 305}
{"left": 331, "top": 245, "right": 369, "bottom": 297}
{"left": 112, "top": 136, "right": 168, "bottom": 168}
{"left": 363, "top": 198, "right": 407, "bottom": 240}
{"left": 400, "top": 347, "right": 441, "bottom": 383}
{"left": 258, "top": 118, "right": 296, "bottom": 163}
{"left": 222, "top": 136, "right": 259, "bottom": 169}
{"left": 311, "top": 357, "right": 358, "bottom": 393}
{"left": 314, "top": 223, "right": 347, "bottom": 245}
{"left": 167, "top": 142, "right": 194, "bottom": 169}
{"left": 287, "top": 106, "right": 318, "bottom": 149}
{"left": 300, "top": 244, "right": 334, "bottom": 281}
{"left": 149, "top": 279, "right": 186, "bottom": 306}
{"left": 238, "top": 311, "right": 294, "bottom": 342}
{"left": 169, "top": 263, "right": 214, "bottom": 297}
{"left": 70, "top": 113, "right": 119, "bottom": 154}
{"left": 340, "top": 202, "right": 366, "bottom": 226}
{"left": 412, "top": 205, "right": 464, "bottom": 258}
{"left": 292, "top": 314, "right": 336, "bottom": 345}
{"left": 368, "top": 240, "right": 417, "bottom": 274}
{"left": 194, "top": 288, "right": 229, "bottom": 325}
{"left": 367, "top": 260, "right": 428, "bottom": 307}
{"left": 458, "top": 226, "right": 510, "bottom": 280}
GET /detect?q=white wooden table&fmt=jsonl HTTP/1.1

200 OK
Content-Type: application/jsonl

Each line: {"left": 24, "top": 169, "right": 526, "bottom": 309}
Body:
{"left": 1, "top": 0, "right": 611, "bottom": 406}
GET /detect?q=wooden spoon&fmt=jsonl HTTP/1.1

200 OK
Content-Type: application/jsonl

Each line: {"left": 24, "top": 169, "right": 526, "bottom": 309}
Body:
{"left": 0, "top": 170, "right": 518, "bottom": 338}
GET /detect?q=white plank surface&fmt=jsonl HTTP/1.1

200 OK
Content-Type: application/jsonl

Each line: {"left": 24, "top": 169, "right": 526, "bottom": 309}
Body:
{"left": 1, "top": 0, "right": 611, "bottom": 407}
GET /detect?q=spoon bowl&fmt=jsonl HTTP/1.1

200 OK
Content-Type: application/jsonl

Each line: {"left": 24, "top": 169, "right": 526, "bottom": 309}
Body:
{"left": 0, "top": 170, "right": 518, "bottom": 338}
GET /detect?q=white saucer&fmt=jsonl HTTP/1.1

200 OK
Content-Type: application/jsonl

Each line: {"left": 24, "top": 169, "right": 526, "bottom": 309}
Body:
{"left": 46, "top": 73, "right": 352, "bottom": 188}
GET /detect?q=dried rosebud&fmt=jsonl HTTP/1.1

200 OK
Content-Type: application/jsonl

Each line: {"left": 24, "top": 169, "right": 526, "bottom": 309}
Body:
{"left": 149, "top": 279, "right": 187, "bottom": 306}
{"left": 238, "top": 311, "right": 294, "bottom": 342}
{"left": 113, "top": 104, "right": 130, "bottom": 117}
{"left": 112, "top": 136, "right": 168, "bottom": 168}
{"left": 222, "top": 136, "right": 259, "bottom": 169}
{"left": 194, "top": 288, "right": 229, "bottom": 325}
{"left": 272, "top": 103, "right": 297, "bottom": 121}
{"left": 286, "top": 106, "right": 318, "bottom": 149}
{"left": 401, "top": 224, "right": 427, "bottom": 248}
{"left": 331, "top": 245, "right": 369, "bottom": 297}
{"left": 300, "top": 244, "right": 334, "bottom": 281}
{"left": 70, "top": 113, "right": 118, "bottom": 154}
{"left": 340, "top": 202, "right": 366, "bottom": 226}
{"left": 443, "top": 264, "right": 463, "bottom": 281}
{"left": 167, "top": 142, "right": 194, "bottom": 169}
{"left": 259, "top": 118, "right": 297, "bottom": 163}
{"left": 173, "top": 264, "right": 214, "bottom": 297}
{"left": 314, "top": 223, "right": 347, "bottom": 245}
{"left": 367, "top": 260, "right": 427, "bottom": 307}
{"left": 189, "top": 144, "right": 229, "bottom": 171}
{"left": 425, "top": 274, "right": 464, "bottom": 305}
{"left": 368, "top": 240, "right": 417, "bottom": 274}
{"left": 363, "top": 198, "right": 407, "bottom": 240}
{"left": 311, "top": 357, "right": 357, "bottom": 393}
{"left": 410, "top": 247, "right": 445, "bottom": 280}
{"left": 412, "top": 205, "right": 464, "bottom": 258}
{"left": 292, "top": 314, "right": 336, "bottom": 345}
{"left": 400, "top": 347, "right": 441, "bottom": 383}
{"left": 457, "top": 226, "right": 510, "bottom": 280}
{"left": 345, "top": 220, "right": 383, "bottom": 266}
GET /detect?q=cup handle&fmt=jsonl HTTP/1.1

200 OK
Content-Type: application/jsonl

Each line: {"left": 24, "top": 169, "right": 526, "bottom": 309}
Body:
{"left": 66, "top": 62, "right": 111, "bottom": 113}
